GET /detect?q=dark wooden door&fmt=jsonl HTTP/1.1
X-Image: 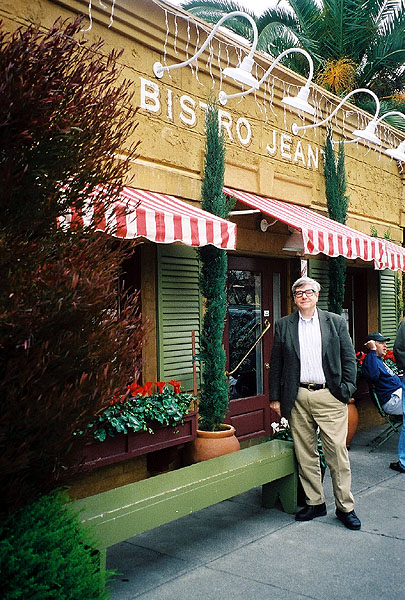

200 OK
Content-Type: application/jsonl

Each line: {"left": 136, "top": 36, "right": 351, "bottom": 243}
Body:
{"left": 224, "top": 256, "right": 287, "bottom": 441}
{"left": 344, "top": 267, "right": 369, "bottom": 352}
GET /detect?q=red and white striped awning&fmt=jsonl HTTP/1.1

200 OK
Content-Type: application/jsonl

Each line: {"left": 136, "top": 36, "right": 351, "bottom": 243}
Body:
{"left": 225, "top": 188, "right": 405, "bottom": 271}
{"left": 384, "top": 239, "right": 405, "bottom": 271}
{"left": 63, "top": 186, "right": 236, "bottom": 250}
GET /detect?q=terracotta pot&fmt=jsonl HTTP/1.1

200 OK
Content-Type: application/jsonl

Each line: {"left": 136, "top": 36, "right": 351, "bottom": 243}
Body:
{"left": 346, "top": 398, "right": 359, "bottom": 448}
{"left": 191, "top": 424, "right": 240, "bottom": 463}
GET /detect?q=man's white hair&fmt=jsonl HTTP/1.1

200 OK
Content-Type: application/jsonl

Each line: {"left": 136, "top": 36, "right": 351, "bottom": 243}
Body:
{"left": 292, "top": 277, "right": 321, "bottom": 294}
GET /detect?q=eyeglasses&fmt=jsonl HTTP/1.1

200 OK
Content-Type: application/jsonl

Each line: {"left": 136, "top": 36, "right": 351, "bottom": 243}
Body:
{"left": 294, "top": 289, "right": 317, "bottom": 298}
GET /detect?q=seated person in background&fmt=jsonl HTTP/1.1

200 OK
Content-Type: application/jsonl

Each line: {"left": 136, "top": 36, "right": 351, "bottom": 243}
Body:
{"left": 362, "top": 332, "right": 405, "bottom": 473}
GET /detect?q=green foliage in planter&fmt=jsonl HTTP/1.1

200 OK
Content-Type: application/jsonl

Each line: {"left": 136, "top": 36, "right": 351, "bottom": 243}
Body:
{"left": 89, "top": 386, "right": 195, "bottom": 442}
{"left": 198, "top": 99, "right": 234, "bottom": 432}
{"left": 0, "top": 491, "right": 110, "bottom": 600}
{"left": 323, "top": 130, "right": 349, "bottom": 315}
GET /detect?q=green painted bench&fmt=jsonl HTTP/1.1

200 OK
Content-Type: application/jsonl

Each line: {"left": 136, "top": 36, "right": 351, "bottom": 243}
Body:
{"left": 72, "top": 439, "right": 297, "bottom": 569}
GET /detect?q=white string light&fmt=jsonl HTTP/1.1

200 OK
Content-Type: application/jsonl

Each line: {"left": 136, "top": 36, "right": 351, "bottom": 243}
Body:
{"left": 81, "top": 0, "right": 93, "bottom": 32}
{"left": 208, "top": 41, "right": 215, "bottom": 89}
{"left": 282, "top": 81, "right": 289, "bottom": 131}
{"left": 163, "top": 10, "right": 170, "bottom": 76}
{"left": 185, "top": 19, "right": 191, "bottom": 61}
{"left": 82, "top": 0, "right": 117, "bottom": 32}
{"left": 268, "top": 77, "right": 277, "bottom": 118}
{"left": 108, "top": 0, "right": 116, "bottom": 28}
{"left": 173, "top": 15, "right": 178, "bottom": 55}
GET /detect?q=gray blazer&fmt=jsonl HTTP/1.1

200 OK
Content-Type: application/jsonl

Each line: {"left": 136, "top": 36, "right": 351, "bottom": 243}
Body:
{"left": 269, "top": 308, "right": 357, "bottom": 417}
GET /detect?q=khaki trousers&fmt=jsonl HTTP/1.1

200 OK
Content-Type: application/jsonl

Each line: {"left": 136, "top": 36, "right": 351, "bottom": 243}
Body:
{"left": 289, "top": 387, "right": 355, "bottom": 513}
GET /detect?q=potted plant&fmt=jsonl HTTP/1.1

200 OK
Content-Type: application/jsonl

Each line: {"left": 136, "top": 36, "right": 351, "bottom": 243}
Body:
{"left": 191, "top": 99, "right": 239, "bottom": 462}
{"left": 76, "top": 380, "right": 197, "bottom": 469}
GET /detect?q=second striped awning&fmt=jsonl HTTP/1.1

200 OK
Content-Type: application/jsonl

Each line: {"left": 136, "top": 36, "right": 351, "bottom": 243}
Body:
{"left": 225, "top": 188, "right": 405, "bottom": 271}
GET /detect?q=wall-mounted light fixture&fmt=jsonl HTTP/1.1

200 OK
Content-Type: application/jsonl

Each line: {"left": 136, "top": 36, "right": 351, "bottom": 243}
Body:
{"left": 354, "top": 111, "right": 405, "bottom": 161}
{"left": 282, "top": 229, "right": 304, "bottom": 253}
{"left": 260, "top": 218, "right": 277, "bottom": 232}
{"left": 153, "top": 11, "right": 258, "bottom": 84}
{"left": 386, "top": 140, "right": 405, "bottom": 162}
{"left": 219, "top": 48, "right": 315, "bottom": 116}
{"left": 291, "top": 88, "right": 381, "bottom": 140}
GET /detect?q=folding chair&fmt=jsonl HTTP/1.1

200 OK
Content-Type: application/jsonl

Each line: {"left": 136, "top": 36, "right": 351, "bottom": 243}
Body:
{"left": 368, "top": 385, "right": 403, "bottom": 451}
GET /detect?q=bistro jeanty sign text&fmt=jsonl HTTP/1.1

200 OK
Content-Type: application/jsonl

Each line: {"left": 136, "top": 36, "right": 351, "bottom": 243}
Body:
{"left": 139, "top": 78, "right": 320, "bottom": 171}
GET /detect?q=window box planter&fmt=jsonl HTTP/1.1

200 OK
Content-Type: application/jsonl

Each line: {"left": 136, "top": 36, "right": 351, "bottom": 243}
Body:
{"left": 77, "top": 410, "right": 198, "bottom": 471}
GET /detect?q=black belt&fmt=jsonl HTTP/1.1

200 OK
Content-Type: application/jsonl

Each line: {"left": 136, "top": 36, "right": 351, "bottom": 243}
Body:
{"left": 299, "top": 383, "right": 327, "bottom": 391}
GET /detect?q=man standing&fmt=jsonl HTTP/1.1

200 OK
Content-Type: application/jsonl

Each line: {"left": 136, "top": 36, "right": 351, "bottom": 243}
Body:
{"left": 269, "top": 277, "right": 360, "bottom": 530}
{"left": 362, "top": 332, "right": 405, "bottom": 473}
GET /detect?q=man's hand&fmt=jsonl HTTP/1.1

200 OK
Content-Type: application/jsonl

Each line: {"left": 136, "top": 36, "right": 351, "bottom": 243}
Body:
{"left": 270, "top": 401, "right": 281, "bottom": 416}
{"left": 365, "top": 340, "right": 377, "bottom": 351}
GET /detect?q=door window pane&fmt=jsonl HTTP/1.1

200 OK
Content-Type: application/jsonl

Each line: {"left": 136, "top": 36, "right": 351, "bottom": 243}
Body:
{"left": 228, "top": 270, "right": 263, "bottom": 398}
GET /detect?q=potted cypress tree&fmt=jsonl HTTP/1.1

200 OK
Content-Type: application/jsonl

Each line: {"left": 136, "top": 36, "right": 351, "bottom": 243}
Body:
{"left": 191, "top": 99, "right": 239, "bottom": 462}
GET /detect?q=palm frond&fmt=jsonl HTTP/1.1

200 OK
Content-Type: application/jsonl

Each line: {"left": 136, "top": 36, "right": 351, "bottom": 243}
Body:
{"left": 180, "top": 0, "right": 258, "bottom": 41}
{"left": 257, "top": 23, "right": 300, "bottom": 58}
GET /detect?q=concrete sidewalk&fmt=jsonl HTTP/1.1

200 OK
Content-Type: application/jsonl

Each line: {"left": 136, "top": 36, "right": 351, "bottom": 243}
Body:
{"left": 107, "top": 424, "right": 405, "bottom": 600}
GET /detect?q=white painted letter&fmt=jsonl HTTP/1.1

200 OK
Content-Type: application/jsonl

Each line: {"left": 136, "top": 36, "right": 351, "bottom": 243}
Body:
{"left": 236, "top": 117, "right": 252, "bottom": 146}
{"left": 293, "top": 140, "right": 306, "bottom": 166}
{"left": 218, "top": 109, "right": 234, "bottom": 141}
{"left": 280, "top": 134, "right": 292, "bottom": 160}
{"left": 140, "top": 77, "right": 160, "bottom": 113}
{"left": 180, "top": 95, "right": 196, "bottom": 126}
{"left": 307, "top": 145, "right": 319, "bottom": 170}
{"left": 266, "top": 130, "right": 277, "bottom": 155}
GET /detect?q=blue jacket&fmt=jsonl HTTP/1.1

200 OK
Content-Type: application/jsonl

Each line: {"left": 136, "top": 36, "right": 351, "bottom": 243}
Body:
{"left": 361, "top": 350, "right": 402, "bottom": 406}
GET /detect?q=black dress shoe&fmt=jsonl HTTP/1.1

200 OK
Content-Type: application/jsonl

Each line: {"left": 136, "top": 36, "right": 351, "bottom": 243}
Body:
{"left": 295, "top": 503, "right": 327, "bottom": 521}
{"left": 390, "top": 461, "right": 405, "bottom": 473}
{"left": 335, "top": 508, "right": 361, "bottom": 530}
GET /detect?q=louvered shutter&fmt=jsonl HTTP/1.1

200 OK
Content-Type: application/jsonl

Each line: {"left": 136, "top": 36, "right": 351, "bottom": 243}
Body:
{"left": 157, "top": 245, "right": 201, "bottom": 392}
{"left": 308, "top": 259, "right": 329, "bottom": 310}
{"left": 379, "top": 269, "right": 398, "bottom": 347}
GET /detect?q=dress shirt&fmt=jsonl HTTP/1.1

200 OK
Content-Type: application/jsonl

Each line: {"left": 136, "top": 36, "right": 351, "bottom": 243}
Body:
{"left": 298, "top": 308, "right": 326, "bottom": 384}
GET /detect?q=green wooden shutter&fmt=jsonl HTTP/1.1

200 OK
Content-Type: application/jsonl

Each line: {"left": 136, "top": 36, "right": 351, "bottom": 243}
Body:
{"left": 157, "top": 245, "right": 201, "bottom": 392}
{"left": 308, "top": 259, "right": 329, "bottom": 310}
{"left": 379, "top": 269, "right": 398, "bottom": 347}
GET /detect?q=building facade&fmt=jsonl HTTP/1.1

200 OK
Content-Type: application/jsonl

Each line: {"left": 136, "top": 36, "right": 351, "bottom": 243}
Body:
{"left": 4, "top": 0, "right": 405, "bottom": 452}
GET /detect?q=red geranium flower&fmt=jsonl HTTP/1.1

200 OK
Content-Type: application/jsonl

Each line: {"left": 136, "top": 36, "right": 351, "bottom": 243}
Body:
{"left": 356, "top": 351, "right": 366, "bottom": 365}
{"left": 142, "top": 381, "right": 154, "bottom": 396}
{"left": 169, "top": 379, "right": 181, "bottom": 394}
{"left": 156, "top": 381, "right": 165, "bottom": 393}
{"left": 128, "top": 381, "right": 141, "bottom": 396}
